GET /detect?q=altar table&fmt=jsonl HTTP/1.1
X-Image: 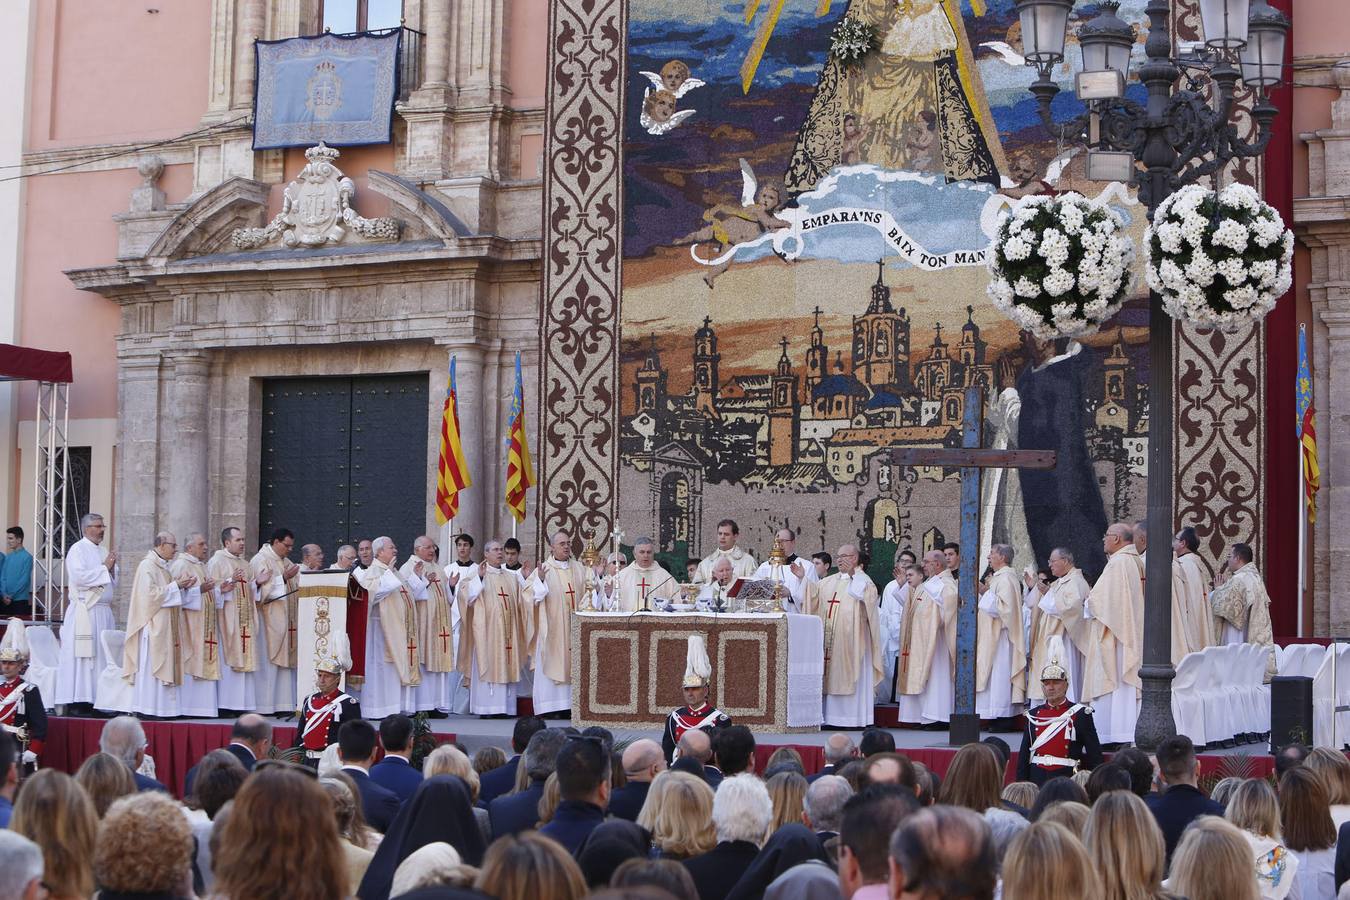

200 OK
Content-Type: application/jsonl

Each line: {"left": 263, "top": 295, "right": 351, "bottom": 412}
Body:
{"left": 570, "top": 611, "right": 823, "bottom": 732}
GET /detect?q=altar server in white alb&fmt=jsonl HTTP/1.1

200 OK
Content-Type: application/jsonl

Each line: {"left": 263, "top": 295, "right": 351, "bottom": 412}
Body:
{"left": 356, "top": 536, "right": 422, "bottom": 719}
{"left": 458, "top": 540, "right": 532, "bottom": 716}
{"left": 528, "top": 531, "right": 588, "bottom": 715}
{"left": 166, "top": 532, "right": 221, "bottom": 717}
{"left": 693, "top": 519, "right": 758, "bottom": 585}
{"left": 122, "top": 532, "right": 199, "bottom": 718}
{"left": 400, "top": 536, "right": 458, "bottom": 713}
{"left": 752, "top": 528, "right": 818, "bottom": 612}
{"left": 806, "top": 543, "right": 882, "bottom": 728}
{"left": 207, "top": 527, "right": 264, "bottom": 713}
{"left": 442, "top": 533, "right": 479, "bottom": 714}
{"left": 57, "top": 513, "right": 119, "bottom": 710}
{"left": 975, "top": 544, "right": 1026, "bottom": 721}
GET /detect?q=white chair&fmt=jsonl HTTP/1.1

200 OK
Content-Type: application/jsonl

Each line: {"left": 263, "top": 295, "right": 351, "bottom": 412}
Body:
{"left": 1239, "top": 643, "right": 1267, "bottom": 738}
{"left": 1296, "top": 644, "right": 1328, "bottom": 679}
{"left": 1253, "top": 646, "right": 1273, "bottom": 736}
{"left": 1171, "top": 650, "right": 1208, "bottom": 747}
{"left": 1202, "top": 645, "right": 1240, "bottom": 746}
{"left": 1313, "top": 644, "right": 1337, "bottom": 747}
{"left": 22, "top": 625, "right": 60, "bottom": 709}
{"left": 94, "top": 630, "right": 131, "bottom": 713}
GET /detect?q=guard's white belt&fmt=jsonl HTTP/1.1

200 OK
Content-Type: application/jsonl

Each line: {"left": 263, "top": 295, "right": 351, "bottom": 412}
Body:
{"left": 1031, "top": 754, "right": 1078, "bottom": 768}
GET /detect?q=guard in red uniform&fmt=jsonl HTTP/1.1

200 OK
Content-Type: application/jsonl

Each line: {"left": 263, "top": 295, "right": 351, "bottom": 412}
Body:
{"left": 0, "top": 646, "right": 46, "bottom": 774}
{"left": 295, "top": 634, "right": 360, "bottom": 767}
{"left": 662, "top": 635, "right": 731, "bottom": 763}
{"left": 1016, "top": 637, "right": 1102, "bottom": 785}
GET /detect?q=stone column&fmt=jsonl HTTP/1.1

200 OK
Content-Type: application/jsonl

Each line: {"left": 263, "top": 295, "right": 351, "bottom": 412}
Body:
{"left": 232, "top": 0, "right": 265, "bottom": 110}
{"left": 114, "top": 353, "right": 166, "bottom": 619}
{"left": 166, "top": 352, "right": 211, "bottom": 543}
{"left": 422, "top": 0, "right": 452, "bottom": 88}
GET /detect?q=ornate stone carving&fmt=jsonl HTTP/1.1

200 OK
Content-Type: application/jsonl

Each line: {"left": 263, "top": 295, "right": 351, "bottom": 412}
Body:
{"left": 130, "top": 155, "right": 166, "bottom": 213}
{"left": 231, "top": 143, "right": 401, "bottom": 250}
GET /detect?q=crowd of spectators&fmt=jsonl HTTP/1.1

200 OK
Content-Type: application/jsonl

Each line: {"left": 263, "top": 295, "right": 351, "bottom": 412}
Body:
{"left": 6, "top": 719, "right": 1350, "bottom": 900}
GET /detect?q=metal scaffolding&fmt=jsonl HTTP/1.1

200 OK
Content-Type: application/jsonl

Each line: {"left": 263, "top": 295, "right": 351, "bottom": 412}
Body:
{"left": 31, "top": 380, "right": 70, "bottom": 622}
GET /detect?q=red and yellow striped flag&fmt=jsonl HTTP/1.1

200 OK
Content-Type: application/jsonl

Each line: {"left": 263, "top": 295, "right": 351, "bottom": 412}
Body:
{"left": 435, "top": 357, "right": 471, "bottom": 525}
{"left": 504, "top": 351, "right": 535, "bottom": 524}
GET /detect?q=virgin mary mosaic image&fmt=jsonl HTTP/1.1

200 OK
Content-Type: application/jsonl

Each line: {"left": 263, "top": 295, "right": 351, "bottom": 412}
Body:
{"left": 619, "top": 0, "right": 1152, "bottom": 583}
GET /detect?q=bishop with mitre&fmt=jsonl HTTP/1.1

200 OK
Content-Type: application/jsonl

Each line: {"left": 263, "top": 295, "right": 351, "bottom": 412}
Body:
{"left": 250, "top": 528, "right": 301, "bottom": 708}
{"left": 357, "top": 536, "right": 422, "bottom": 719}
{"left": 528, "top": 531, "right": 588, "bottom": 715}
{"left": 168, "top": 532, "right": 221, "bottom": 717}
{"left": 806, "top": 544, "right": 882, "bottom": 728}
{"left": 1082, "top": 523, "right": 1144, "bottom": 745}
{"left": 975, "top": 544, "right": 1026, "bottom": 720}
{"left": 607, "top": 538, "right": 680, "bottom": 611}
{"left": 401, "top": 536, "right": 459, "bottom": 714}
{"left": 460, "top": 539, "right": 532, "bottom": 716}
{"left": 896, "top": 550, "right": 958, "bottom": 725}
{"left": 123, "top": 532, "right": 197, "bottom": 718}
{"left": 208, "top": 526, "right": 263, "bottom": 713}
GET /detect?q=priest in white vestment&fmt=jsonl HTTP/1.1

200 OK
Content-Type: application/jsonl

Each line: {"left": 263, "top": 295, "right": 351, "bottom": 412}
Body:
{"left": 1083, "top": 523, "right": 1145, "bottom": 744}
{"left": 806, "top": 544, "right": 882, "bottom": 727}
{"left": 123, "top": 533, "right": 196, "bottom": 718}
{"left": 167, "top": 533, "right": 221, "bottom": 717}
{"left": 693, "top": 519, "right": 758, "bottom": 584}
{"left": 896, "top": 551, "right": 959, "bottom": 724}
{"left": 459, "top": 540, "right": 532, "bottom": 716}
{"left": 752, "top": 528, "right": 819, "bottom": 612}
{"left": 207, "top": 527, "right": 263, "bottom": 712}
{"left": 877, "top": 560, "right": 915, "bottom": 703}
{"left": 1174, "top": 527, "right": 1215, "bottom": 650}
{"left": 527, "top": 531, "right": 587, "bottom": 714}
{"left": 443, "top": 534, "right": 480, "bottom": 714}
{"left": 1135, "top": 520, "right": 1199, "bottom": 666}
{"left": 607, "top": 540, "right": 681, "bottom": 611}
{"left": 1209, "top": 543, "right": 1277, "bottom": 681}
{"left": 401, "top": 536, "right": 458, "bottom": 713}
{"left": 975, "top": 544, "right": 1027, "bottom": 720}
{"left": 695, "top": 557, "right": 738, "bottom": 610}
{"left": 57, "top": 513, "right": 119, "bottom": 708}
{"left": 1027, "top": 548, "right": 1089, "bottom": 704}
{"left": 356, "top": 536, "right": 422, "bottom": 718}
{"left": 249, "top": 530, "right": 301, "bottom": 712}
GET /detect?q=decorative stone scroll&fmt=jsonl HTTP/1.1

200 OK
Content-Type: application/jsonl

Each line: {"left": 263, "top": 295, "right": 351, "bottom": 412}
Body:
{"left": 231, "top": 142, "right": 401, "bottom": 250}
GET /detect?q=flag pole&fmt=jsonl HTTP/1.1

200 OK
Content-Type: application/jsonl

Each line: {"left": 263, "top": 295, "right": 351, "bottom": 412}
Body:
{"left": 1298, "top": 460, "right": 1306, "bottom": 638}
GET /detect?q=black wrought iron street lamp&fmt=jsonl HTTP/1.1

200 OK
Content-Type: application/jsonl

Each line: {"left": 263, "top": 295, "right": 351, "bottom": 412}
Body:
{"left": 1012, "top": 0, "right": 1289, "bottom": 750}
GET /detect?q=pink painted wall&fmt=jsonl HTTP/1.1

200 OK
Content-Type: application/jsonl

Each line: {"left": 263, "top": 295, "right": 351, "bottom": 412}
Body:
{"left": 509, "top": 0, "right": 548, "bottom": 109}
{"left": 26, "top": 1, "right": 211, "bottom": 149}
{"left": 1290, "top": 0, "right": 1340, "bottom": 199}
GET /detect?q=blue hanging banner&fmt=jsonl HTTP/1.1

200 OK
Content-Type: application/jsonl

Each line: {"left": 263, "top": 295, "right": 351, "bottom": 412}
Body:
{"left": 252, "top": 30, "right": 401, "bottom": 150}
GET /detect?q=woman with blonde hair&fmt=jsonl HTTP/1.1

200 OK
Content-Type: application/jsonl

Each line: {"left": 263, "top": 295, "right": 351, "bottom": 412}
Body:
{"left": 765, "top": 747, "right": 804, "bottom": 774}
{"left": 319, "top": 778, "right": 376, "bottom": 891}
{"left": 766, "top": 771, "right": 809, "bottom": 832}
{"left": 1038, "top": 800, "right": 1090, "bottom": 838}
{"left": 1279, "top": 766, "right": 1337, "bottom": 899}
{"left": 1083, "top": 790, "right": 1176, "bottom": 900}
{"left": 537, "top": 771, "right": 561, "bottom": 826}
{"left": 424, "top": 743, "right": 491, "bottom": 844}
{"left": 8, "top": 768, "right": 98, "bottom": 900}
{"left": 637, "top": 771, "right": 717, "bottom": 860}
{"left": 1001, "top": 781, "right": 1039, "bottom": 811}
{"left": 1164, "top": 816, "right": 1262, "bottom": 900}
{"left": 1305, "top": 746, "right": 1350, "bottom": 829}
{"left": 74, "top": 751, "right": 137, "bottom": 818}
{"left": 1001, "top": 821, "right": 1100, "bottom": 900}
{"left": 475, "top": 832, "right": 586, "bottom": 900}
{"left": 212, "top": 764, "right": 348, "bottom": 900}
{"left": 938, "top": 742, "right": 1004, "bottom": 813}
{"left": 1226, "top": 778, "right": 1301, "bottom": 900}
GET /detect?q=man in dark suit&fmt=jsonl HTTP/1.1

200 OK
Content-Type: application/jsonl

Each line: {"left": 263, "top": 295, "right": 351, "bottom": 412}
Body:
{"left": 674, "top": 730, "right": 721, "bottom": 789}
{"left": 338, "top": 719, "right": 400, "bottom": 833}
{"left": 1145, "top": 734, "right": 1224, "bottom": 862}
{"left": 713, "top": 724, "right": 755, "bottom": 778}
{"left": 539, "top": 735, "right": 610, "bottom": 855}
{"left": 682, "top": 774, "right": 773, "bottom": 900}
{"left": 98, "top": 715, "right": 169, "bottom": 793}
{"left": 479, "top": 715, "right": 546, "bottom": 807}
{"left": 608, "top": 738, "right": 665, "bottom": 822}
{"left": 839, "top": 785, "right": 921, "bottom": 900}
{"left": 808, "top": 733, "right": 857, "bottom": 783}
{"left": 489, "top": 727, "right": 567, "bottom": 839}
{"left": 185, "top": 713, "right": 271, "bottom": 796}
{"left": 369, "top": 714, "right": 421, "bottom": 802}
{"left": 803, "top": 773, "right": 852, "bottom": 861}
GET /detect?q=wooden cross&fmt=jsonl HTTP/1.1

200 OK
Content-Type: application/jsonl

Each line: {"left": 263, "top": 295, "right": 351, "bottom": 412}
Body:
{"left": 889, "top": 385, "right": 1057, "bottom": 746}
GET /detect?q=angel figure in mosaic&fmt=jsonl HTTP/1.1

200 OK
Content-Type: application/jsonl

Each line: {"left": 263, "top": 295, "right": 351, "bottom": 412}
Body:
{"left": 784, "top": 0, "right": 1006, "bottom": 192}
{"left": 640, "top": 88, "right": 696, "bottom": 136}
{"left": 639, "top": 60, "right": 706, "bottom": 98}
{"left": 675, "top": 159, "right": 790, "bottom": 288}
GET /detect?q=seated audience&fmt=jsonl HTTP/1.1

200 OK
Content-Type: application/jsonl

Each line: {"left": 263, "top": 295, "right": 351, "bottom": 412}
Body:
{"left": 1036, "top": 800, "right": 1090, "bottom": 839}
{"left": 714, "top": 726, "right": 756, "bottom": 778}
{"left": 811, "top": 733, "right": 858, "bottom": 782}
{"left": 1280, "top": 766, "right": 1337, "bottom": 900}
{"left": 859, "top": 728, "right": 896, "bottom": 757}
{"left": 609, "top": 739, "right": 666, "bottom": 822}
{"left": 479, "top": 716, "right": 546, "bottom": 806}
{"left": 1165, "top": 816, "right": 1262, "bottom": 900}
{"left": 319, "top": 777, "right": 377, "bottom": 894}
{"left": 1086, "top": 764, "right": 1134, "bottom": 805}
{"left": 576, "top": 820, "right": 651, "bottom": 889}
{"left": 887, "top": 805, "right": 997, "bottom": 900}
{"left": 74, "top": 751, "right": 137, "bottom": 818}
{"left": 359, "top": 775, "right": 487, "bottom": 900}
{"left": 1085, "top": 791, "right": 1174, "bottom": 900}
{"left": 99, "top": 716, "right": 166, "bottom": 792}
{"left": 637, "top": 771, "right": 716, "bottom": 860}
{"left": 9, "top": 769, "right": 98, "bottom": 900}
{"left": 674, "top": 730, "right": 720, "bottom": 789}
{"left": 766, "top": 770, "right": 809, "bottom": 832}
{"left": 861, "top": 752, "right": 919, "bottom": 792}
{"left": 423, "top": 743, "right": 492, "bottom": 845}
{"left": 1001, "top": 820, "right": 1100, "bottom": 900}
{"left": 1224, "top": 778, "right": 1300, "bottom": 900}
{"left": 184, "top": 714, "right": 269, "bottom": 795}
{"left": 1113, "top": 747, "right": 1158, "bottom": 798}
{"left": 539, "top": 735, "right": 612, "bottom": 855}
{"left": 490, "top": 727, "right": 568, "bottom": 839}
{"left": 985, "top": 808, "right": 1030, "bottom": 872}
{"left": 475, "top": 832, "right": 587, "bottom": 900}
{"left": 338, "top": 718, "right": 401, "bottom": 834}
{"left": 95, "top": 791, "right": 195, "bottom": 900}
{"left": 611, "top": 857, "right": 700, "bottom": 900}
{"left": 765, "top": 746, "right": 805, "bottom": 775}
{"left": 939, "top": 744, "right": 1004, "bottom": 814}
{"left": 803, "top": 773, "right": 852, "bottom": 860}
{"left": 840, "top": 784, "right": 921, "bottom": 900}
{"left": 185, "top": 748, "right": 248, "bottom": 893}
{"left": 1306, "top": 746, "right": 1350, "bottom": 830}
{"left": 682, "top": 775, "right": 773, "bottom": 900}
{"left": 0, "top": 831, "right": 44, "bottom": 900}
{"left": 473, "top": 745, "right": 507, "bottom": 777}
{"left": 369, "top": 714, "right": 422, "bottom": 803}
{"left": 1001, "top": 781, "right": 1039, "bottom": 811}
{"left": 1145, "top": 735, "right": 1226, "bottom": 862}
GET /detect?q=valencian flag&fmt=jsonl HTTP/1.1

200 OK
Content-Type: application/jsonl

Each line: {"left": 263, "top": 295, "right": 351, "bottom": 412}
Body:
{"left": 435, "top": 357, "right": 472, "bottom": 525}
{"left": 504, "top": 351, "right": 536, "bottom": 524}
{"left": 1297, "top": 324, "right": 1320, "bottom": 524}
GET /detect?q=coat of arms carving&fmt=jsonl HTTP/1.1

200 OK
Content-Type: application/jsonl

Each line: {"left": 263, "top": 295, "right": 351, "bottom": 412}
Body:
{"left": 231, "top": 143, "right": 401, "bottom": 250}
{"left": 306, "top": 60, "right": 342, "bottom": 121}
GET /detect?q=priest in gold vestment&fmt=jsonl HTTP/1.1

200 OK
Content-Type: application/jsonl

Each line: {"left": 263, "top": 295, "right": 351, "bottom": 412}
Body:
{"left": 1209, "top": 543, "right": 1276, "bottom": 681}
{"left": 123, "top": 532, "right": 197, "bottom": 717}
{"left": 208, "top": 526, "right": 263, "bottom": 712}
{"left": 168, "top": 532, "right": 221, "bottom": 717}
{"left": 1027, "top": 548, "right": 1089, "bottom": 704}
{"left": 250, "top": 528, "right": 301, "bottom": 711}
{"left": 896, "top": 550, "right": 959, "bottom": 725}
{"left": 608, "top": 539, "right": 681, "bottom": 611}
{"left": 357, "top": 536, "right": 422, "bottom": 719}
{"left": 1136, "top": 520, "right": 1200, "bottom": 665}
{"left": 1174, "top": 527, "right": 1215, "bottom": 650}
{"left": 806, "top": 544, "right": 882, "bottom": 728}
{"left": 461, "top": 540, "right": 533, "bottom": 716}
{"left": 975, "top": 544, "right": 1026, "bottom": 720}
{"left": 401, "top": 536, "right": 458, "bottom": 714}
{"left": 1083, "top": 524, "right": 1144, "bottom": 744}
{"left": 528, "top": 531, "right": 588, "bottom": 715}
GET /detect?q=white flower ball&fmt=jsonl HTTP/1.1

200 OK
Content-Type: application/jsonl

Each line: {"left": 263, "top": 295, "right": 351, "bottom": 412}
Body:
{"left": 1212, "top": 219, "right": 1250, "bottom": 254}
{"left": 1014, "top": 276, "right": 1040, "bottom": 298}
